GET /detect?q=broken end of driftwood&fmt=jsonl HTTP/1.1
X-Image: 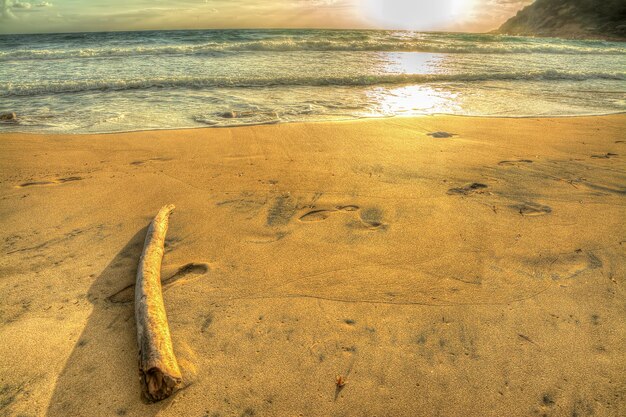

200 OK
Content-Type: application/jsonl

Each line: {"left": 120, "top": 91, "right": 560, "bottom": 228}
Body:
{"left": 140, "top": 366, "right": 182, "bottom": 402}
{"left": 136, "top": 204, "right": 182, "bottom": 402}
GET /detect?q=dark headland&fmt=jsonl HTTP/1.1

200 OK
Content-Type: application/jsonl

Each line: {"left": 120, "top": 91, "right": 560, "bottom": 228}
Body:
{"left": 497, "top": 0, "right": 626, "bottom": 40}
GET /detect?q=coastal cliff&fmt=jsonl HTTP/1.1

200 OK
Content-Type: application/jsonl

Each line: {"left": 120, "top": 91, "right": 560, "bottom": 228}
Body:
{"left": 497, "top": 0, "right": 626, "bottom": 40}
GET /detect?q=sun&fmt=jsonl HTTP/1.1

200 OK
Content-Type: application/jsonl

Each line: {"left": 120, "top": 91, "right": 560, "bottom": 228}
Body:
{"left": 361, "top": 0, "right": 474, "bottom": 31}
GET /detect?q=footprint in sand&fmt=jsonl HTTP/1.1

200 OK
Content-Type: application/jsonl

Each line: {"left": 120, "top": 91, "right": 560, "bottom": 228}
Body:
{"left": 358, "top": 207, "right": 386, "bottom": 229}
{"left": 164, "top": 263, "right": 210, "bottom": 287}
{"left": 447, "top": 183, "right": 489, "bottom": 196}
{"left": 590, "top": 153, "right": 618, "bottom": 159}
{"left": 511, "top": 202, "right": 552, "bottom": 216}
{"left": 245, "top": 231, "right": 288, "bottom": 244}
{"left": 107, "top": 262, "right": 210, "bottom": 303}
{"left": 299, "top": 205, "right": 386, "bottom": 230}
{"left": 298, "top": 205, "right": 360, "bottom": 223}
{"left": 534, "top": 250, "right": 602, "bottom": 281}
{"left": 427, "top": 131, "right": 455, "bottom": 138}
{"left": 498, "top": 159, "right": 534, "bottom": 166}
{"left": 16, "top": 176, "right": 82, "bottom": 188}
{"left": 130, "top": 157, "right": 172, "bottom": 166}
{"left": 299, "top": 209, "right": 335, "bottom": 222}
{"left": 267, "top": 193, "right": 298, "bottom": 227}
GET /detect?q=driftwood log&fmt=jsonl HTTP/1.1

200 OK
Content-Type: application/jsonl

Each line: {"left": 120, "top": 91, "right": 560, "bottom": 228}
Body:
{"left": 135, "top": 204, "right": 182, "bottom": 402}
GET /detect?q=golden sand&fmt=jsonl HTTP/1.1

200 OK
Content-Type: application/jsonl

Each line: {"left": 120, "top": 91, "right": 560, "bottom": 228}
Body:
{"left": 0, "top": 115, "right": 624, "bottom": 416}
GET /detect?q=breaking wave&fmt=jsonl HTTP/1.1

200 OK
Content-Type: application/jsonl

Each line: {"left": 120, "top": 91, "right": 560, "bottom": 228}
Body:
{"left": 1, "top": 39, "right": 624, "bottom": 61}
{"left": 3, "top": 70, "right": 624, "bottom": 97}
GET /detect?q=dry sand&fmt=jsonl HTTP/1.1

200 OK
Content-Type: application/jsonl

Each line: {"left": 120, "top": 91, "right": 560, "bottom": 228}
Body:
{"left": 0, "top": 115, "right": 625, "bottom": 416}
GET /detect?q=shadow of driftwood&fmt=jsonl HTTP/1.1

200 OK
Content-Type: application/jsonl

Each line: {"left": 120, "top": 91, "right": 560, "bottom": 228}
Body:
{"left": 46, "top": 226, "right": 164, "bottom": 416}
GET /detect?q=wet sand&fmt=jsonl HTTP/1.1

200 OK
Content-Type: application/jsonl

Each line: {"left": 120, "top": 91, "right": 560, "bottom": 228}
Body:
{"left": 0, "top": 115, "right": 625, "bottom": 416}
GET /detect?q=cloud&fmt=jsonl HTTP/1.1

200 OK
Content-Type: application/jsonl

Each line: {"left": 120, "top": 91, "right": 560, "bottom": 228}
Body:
{"left": 1, "top": 0, "right": 51, "bottom": 15}
{"left": 0, "top": 0, "right": 16, "bottom": 19}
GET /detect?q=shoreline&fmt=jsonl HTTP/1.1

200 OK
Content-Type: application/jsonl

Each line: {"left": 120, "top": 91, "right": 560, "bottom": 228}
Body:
{"left": 2, "top": 111, "right": 626, "bottom": 137}
{"left": 1, "top": 114, "right": 625, "bottom": 416}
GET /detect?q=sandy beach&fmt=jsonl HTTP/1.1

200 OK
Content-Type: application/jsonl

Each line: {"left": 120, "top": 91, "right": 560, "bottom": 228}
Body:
{"left": 0, "top": 114, "right": 625, "bottom": 416}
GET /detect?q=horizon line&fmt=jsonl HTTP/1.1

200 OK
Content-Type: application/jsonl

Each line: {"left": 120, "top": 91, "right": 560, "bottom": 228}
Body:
{"left": 0, "top": 26, "right": 499, "bottom": 37}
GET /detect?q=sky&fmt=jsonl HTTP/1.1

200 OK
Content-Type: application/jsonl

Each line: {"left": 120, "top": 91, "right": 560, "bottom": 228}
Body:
{"left": 0, "top": 0, "right": 534, "bottom": 35}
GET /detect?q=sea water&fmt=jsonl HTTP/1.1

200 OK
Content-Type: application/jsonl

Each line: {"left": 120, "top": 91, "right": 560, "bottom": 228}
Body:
{"left": 0, "top": 29, "right": 624, "bottom": 133}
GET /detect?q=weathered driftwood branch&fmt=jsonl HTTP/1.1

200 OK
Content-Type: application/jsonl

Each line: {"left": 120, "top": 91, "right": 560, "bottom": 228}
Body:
{"left": 135, "top": 204, "right": 182, "bottom": 402}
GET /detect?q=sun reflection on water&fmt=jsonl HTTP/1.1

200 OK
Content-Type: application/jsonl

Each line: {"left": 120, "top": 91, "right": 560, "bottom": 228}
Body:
{"left": 366, "top": 85, "right": 462, "bottom": 117}
{"left": 364, "top": 52, "right": 462, "bottom": 117}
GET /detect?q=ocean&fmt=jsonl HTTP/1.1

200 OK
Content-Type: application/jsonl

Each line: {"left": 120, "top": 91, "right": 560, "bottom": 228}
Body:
{"left": 0, "top": 29, "right": 625, "bottom": 133}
